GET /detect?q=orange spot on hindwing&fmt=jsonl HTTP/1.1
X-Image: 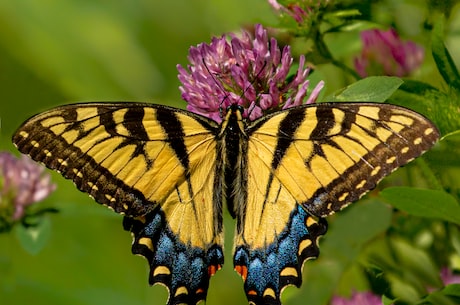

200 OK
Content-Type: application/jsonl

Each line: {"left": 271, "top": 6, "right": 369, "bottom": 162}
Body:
{"left": 235, "top": 265, "right": 248, "bottom": 281}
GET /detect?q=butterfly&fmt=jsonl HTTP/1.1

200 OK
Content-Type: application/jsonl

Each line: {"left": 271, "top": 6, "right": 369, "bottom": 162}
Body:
{"left": 13, "top": 101, "right": 439, "bottom": 305}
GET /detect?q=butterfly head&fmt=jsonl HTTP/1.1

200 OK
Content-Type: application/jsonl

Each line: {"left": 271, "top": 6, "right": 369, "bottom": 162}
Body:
{"left": 219, "top": 104, "right": 246, "bottom": 135}
{"left": 226, "top": 104, "right": 245, "bottom": 115}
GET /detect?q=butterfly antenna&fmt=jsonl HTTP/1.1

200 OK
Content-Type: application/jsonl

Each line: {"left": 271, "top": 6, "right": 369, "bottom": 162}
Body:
{"left": 201, "top": 58, "right": 232, "bottom": 119}
{"left": 202, "top": 57, "right": 267, "bottom": 119}
{"left": 245, "top": 60, "right": 267, "bottom": 119}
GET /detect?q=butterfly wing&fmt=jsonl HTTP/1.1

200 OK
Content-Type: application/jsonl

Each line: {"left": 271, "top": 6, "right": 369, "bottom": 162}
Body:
{"left": 13, "top": 103, "right": 225, "bottom": 305}
{"left": 233, "top": 102, "right": 439, "bottom": 304}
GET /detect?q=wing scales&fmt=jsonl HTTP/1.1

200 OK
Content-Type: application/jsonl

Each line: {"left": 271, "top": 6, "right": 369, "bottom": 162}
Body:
{"left": 13, "top": 101, "right": 439, "bottom": 305}
{"left": 233, "top": 102, "right": 439, "bottom": 305}
{"left": 13, "top": 102, "right": 224, "bottom": 305}
{"left": 248, "top": 103, "right": 439, "bottom": 218}
{"left": 232, "top": 111, "right": 323, "bottom": 305}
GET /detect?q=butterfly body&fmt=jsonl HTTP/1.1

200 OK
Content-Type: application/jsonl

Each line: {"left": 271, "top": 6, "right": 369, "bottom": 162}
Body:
{"left": 13, "top": 102, "right": 439, "bottom": 305}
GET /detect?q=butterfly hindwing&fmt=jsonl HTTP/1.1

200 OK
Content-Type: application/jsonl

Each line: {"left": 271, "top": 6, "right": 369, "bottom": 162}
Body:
{"left": 233, "top": 206, "right": 327, "bottom": 305}
{"left": 233, "top": 102, "right": 438, "bottom": 304}
{"left": 13, "top": 103, "right": 225, "bottom": 305}
{"left": 123, "top": 211, "right": 224, "bottom": 305}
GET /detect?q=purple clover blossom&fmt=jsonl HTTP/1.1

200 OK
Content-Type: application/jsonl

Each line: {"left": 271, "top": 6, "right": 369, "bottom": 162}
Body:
{"left": 177, "top": 24, "right": 324, "bottom": 122}
{"left": 330, "top": 291, "right": 384, "bottom": 305}
{"left": 354, "top": 28, "right": 424, "bottom": 77}
{"left": 0, "top": 152, "right": 55, "bottom": 222}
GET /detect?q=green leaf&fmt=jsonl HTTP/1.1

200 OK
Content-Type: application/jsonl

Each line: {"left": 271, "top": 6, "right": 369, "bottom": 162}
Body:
{"left": 394, "top": 79, "right": 445, "bottom": 116}
{"left": 382, "top": 295, "right": 396, "bottom": 305}
{"left": 443, "top": 284, "right": 460, "bottom": 298}
{"left": 391, "top": 238, "right": 441, "bottom": 288}
{"left": 386, "top": 272, "right": 421, "bottom": 303}
{"left": 325, "top": 20, "right": 381, "bottom": 34}
{"left": 424, "top": 285, "right": 460, "bottom": 305}
{"left": 431, "top": 16, "right": 460, "bottom": 91}
{"left": 15, "top": 216, "right": 52, "bottom": 255}
{"left": 323, "top": 199, "right": 392, "bottom": 257}
{"left": 391, "top": 79, "right": 460, "bottom": 136}
{"left": 328, "top": 76, "right": 403, "bottom": 102}
{"left": 380, "top": 187, "right": 460, "bottom": 225}
{"left": 327, "top": 9, "right": 362, "bottom": 19}
{"left": 379, "top": 236, "right": 441, "bottom": 303}
{"left": 398, "top": 79, "right": 440, "bottom": 96}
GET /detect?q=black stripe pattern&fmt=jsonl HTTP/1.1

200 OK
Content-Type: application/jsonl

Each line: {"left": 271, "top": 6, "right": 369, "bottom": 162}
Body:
{"left": 11, "top": 101, "right": 440, "bottom": 305}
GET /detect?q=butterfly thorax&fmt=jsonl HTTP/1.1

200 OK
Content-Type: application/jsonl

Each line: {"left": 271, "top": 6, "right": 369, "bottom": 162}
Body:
{"left": 220, "top": 105, "right": 248, "bottom": 222}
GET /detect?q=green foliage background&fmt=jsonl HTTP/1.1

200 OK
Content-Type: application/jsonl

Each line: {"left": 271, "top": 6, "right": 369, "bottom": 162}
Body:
{"left": 1, "top": 1, "right": 460, "bottom": 305}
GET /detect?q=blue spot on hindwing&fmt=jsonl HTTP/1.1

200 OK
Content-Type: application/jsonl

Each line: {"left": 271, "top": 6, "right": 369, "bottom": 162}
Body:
{"left": 144, "top": 212, "right": 162, "bottom": 235}
{"left": 235, "top": 205, "right": 327, "bottom": 305}
{"left": 155, "top": 232, "right": 174, "bottom": 263}
{"left": 123, "top": 208, "right": 224, "bottom": 305}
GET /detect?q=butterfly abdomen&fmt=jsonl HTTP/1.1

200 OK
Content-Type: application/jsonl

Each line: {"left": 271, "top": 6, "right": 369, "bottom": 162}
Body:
{"left": 221, "top": 105, "right": 249, "bottom": 221}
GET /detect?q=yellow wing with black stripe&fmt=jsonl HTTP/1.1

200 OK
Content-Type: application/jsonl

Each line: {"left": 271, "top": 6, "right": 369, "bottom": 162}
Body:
{"left": 232, "top": 102, "right": 439, "bottom": 305}
{"left": 12, "top": 101, "right": 439, "bottom": 305}
{"left": 12, "top": 103, "right": 225, "bottom": 305}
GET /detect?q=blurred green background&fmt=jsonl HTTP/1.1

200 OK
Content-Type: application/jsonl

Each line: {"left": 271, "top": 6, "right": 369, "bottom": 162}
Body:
{"left": 0, "top": 1, "right": 457, "bottom": 305}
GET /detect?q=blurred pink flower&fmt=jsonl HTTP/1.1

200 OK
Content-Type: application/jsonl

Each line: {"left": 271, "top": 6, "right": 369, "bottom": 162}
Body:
{"left": 331, "top": 291, "right": 383, "bottom": 305}
{"left": 178, "top": 24, "right": 323, "bottom": 122}
{"left": 354, "top": 28, "right": 424, "bottom": 77}
{"left": 440, "top": 267, "right": 460, "bottom": 286}
{"left": 0, "top": 152, "right": 55, "bottom": 222}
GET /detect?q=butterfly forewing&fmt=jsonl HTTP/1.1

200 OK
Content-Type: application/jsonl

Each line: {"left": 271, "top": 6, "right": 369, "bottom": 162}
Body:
{"left": 246, "top": 103, "right": 439, "bottom": 218}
